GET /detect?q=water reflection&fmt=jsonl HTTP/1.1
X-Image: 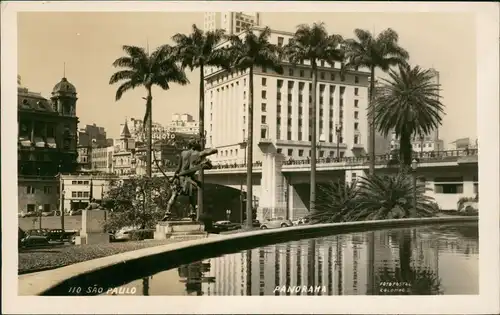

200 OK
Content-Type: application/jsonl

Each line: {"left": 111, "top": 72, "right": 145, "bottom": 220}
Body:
{"left": 122, "top": 224, "right": 478, "bottom": 295}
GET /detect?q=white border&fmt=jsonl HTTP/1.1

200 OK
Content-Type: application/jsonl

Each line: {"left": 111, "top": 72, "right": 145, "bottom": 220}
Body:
{"left": 2, "top": 1, "right": 499, "bottom": 314}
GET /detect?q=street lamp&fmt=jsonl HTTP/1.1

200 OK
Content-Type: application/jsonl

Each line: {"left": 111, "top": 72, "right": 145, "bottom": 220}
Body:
{"left": 411, "top": 159, "right": 418, "bottom": 215}
{"left": 335, "top": 123, "right": 343, "bottom": 162}
{"left": 38, "top": 205, "right": 43, "bottom": 230}
{"left": 226, "top": 209, "right": 232, "bottom": 221}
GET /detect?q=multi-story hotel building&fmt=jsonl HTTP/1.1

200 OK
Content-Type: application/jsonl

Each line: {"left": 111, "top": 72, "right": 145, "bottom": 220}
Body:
{"left": 204, "top": 27, "right": 370, "bottom": 165}
{"left": 204, "top": 12, "right": 260, "bottom": 35}
{"left": 17, "top": 77, "right": 79, "bottom": 214}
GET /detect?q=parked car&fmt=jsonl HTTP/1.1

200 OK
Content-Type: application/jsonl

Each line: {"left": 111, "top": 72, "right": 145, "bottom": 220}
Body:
{"left": 114, "top": 226, "right": 139, "bottom": 241}
{"left": 18, "top": 211, "right": 37, "bottom": 218}
{"left": 69, "top": 209, "right": 83, "bottom": 216}
{"left": 213, "top": 220, "right": 241, "bottom": 232}
{"left": 293, "top": 217, "right": 310, "bottom": 226}
{"left": 20, "top": 233, "right": 49, "bottom": 248}
{"left": 260, "top": 217, "right": 293, "bottom": 229}
{"left": 252, "top": 219, "right": 260, "bottom": 227}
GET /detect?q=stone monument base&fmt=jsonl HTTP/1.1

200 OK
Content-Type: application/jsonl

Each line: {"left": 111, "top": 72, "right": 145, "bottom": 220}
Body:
{"left": 154, "top": 220, "right": 206, "bottom": 240}
{"left": 75, "top": 233, "right": 109, "bottom": 245}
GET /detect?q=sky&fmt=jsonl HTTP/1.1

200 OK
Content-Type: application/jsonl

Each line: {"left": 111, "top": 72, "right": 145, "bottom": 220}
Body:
{"left": 17, "top": 11, "right": 477, "bottom": 145}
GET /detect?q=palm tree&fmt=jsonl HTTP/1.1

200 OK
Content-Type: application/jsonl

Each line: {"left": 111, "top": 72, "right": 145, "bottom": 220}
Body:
{"left": 371, "top": 64, "right": 444, "bottom": 167}
{"left": 283, "top": 23, "right": 344, "bottom": 213}
{"left": 172, "top": 24, "right": 230, "bottom": 218}
{"left": 352, "top": 171, "right": 437, "bottom": 220}
{"left": 343, "top": 28, "right": 409, "bottom": 174}
{"left": 307, "top": 179, "right": 358, "bottom": 223}
{"left": 227, "top": 26, "right": 283, "bottom": 229}
{"left": 110, "top": 45, "right": 188, "bottom": 178}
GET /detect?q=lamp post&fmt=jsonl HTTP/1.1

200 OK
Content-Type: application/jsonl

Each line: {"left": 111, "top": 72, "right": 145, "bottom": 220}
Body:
{"left": 38, "top": 205, "right": 43, "bottom": 230}
{"left": 226, "top": 209, "right": 232, "bottom": 222}
{"left": 411, "top": 159, "right": 418, "bottom": 216}
{"left": 335, "top": 123, "right": 342, "bottom": 162}
{"left": 252, "top": 197, "right": 259, "bottom": 221}
{"left": 239, "top": 139, "right": 248, "bottom": 224}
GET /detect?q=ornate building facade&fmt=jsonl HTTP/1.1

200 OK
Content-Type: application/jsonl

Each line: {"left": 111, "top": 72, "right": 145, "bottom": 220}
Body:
{"left": 18, "top": 77, "right": 79, "bottom": 214}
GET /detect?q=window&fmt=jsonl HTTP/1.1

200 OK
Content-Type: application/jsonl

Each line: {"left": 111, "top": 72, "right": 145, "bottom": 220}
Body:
{"left": 261, "top": 103, "right": 267, "bottom": 112}
{"left": 262, "top": 78, "right": 267, "bottom": 86}
{"left": 77, "top": 191, "right": 83, "bottom": 198}
{"left": 298, "top": 132, "right": 303, "bottom": 140}
{"left": 354, "top": 135, "right": 359, "bottom": 144}
{"left": 287, "top": 131, "right": 292, "bottom": 140}
{"left": 77, "top": 181, "right": 83, "bottom": 184}
{"left": 278, "top": 36, "right": 284, "bottom": 47}
{"left": 83, "top": 192, "right": 89, "bottom": 198}
{"left": 288, "top": 68, "right": 294, "bottom": 76}
{"left": 261, "top": 91, "right": 267, "bottom": 99}
{"left": 277, "top": 148, "right": 282, "bottom": 154}
{"left": 72, "top": 191, "right": 77, "bottom": 198}
{"left": 43, "top": 186, "right": 52, "bottom": 194}
{"left": 320, "top": 72, "right": 325, "bottom": 80}
{"left": 26, "top": 186, "right": 35, "bottom": 194}
{"left": 277, "top": 105, "right": 281, "bottom": 113}
{"left": 354, "top": 122, "right": 359, "bottom": 130}
{"left": 261, "top": 116, "right": 267, "bottom": 124}
{"left": 277, "top": 117, "right": 281, "bottom": 124}
{"left": 300, "top": 70, "right": 304, "bottom": 77}
{"left": 244, "top": 91, "right": 247, "bottom": 99}
{"left": 330, "top": 73, "right": 335, "bottom": 81}
{"left": 83, "top": 181, "right": 89, "bottom": 185}
{"left": 288, "top": 94, "right": 292, "bottom": 102}
{"left": 277, "top": 92, "right": 282, "bottom": 100}
{"left": 72, "top": 180, "right": 77, "bottom": 185}
{"left": 354, "top": 111, "right": 359, "bottom": 119}
{"left": 354, "top": 76, "right": 359, "bottom": 84}
{"left": 277, "top": 80, "right": 283, "bottom": 88}
{"left": 244, "top": 79, "right": 246, "bottom": 86}
{"left": 354, "top": 99, "right": 359, "bottom": 107}
{"left": 340, "top": 151, "right": 345, "bottom": 158}
{"left": 319, "top": 151, "right": 324, "bottom": 157}
{"left": 320, "top": 60, "right": 325, "bottom": 67}
{"left": 434, "top": 177, "right": 464, "bottom": 194}
{"left": 287, "top": 149, "right": 293, "bottom": 156}
{"left": 354, "top": 88, "right": 359, "bottom": 96}
{"left": 260, "top": 128, "right": 267, "bottom": 139}
{"left": 298, "top": 149, "right": 304, "bottom": 156}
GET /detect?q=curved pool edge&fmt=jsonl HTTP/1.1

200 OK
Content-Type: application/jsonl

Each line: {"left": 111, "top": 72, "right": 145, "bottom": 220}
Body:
{"left": 18, "top": 216, "right": 478, "bottom": 296}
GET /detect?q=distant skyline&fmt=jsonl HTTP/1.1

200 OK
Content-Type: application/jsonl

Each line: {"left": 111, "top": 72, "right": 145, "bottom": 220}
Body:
{"left": 18, "top": 11, "right": 477, "bottom": 145}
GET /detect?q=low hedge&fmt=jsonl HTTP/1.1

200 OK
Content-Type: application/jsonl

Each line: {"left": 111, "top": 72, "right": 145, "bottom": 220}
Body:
{"left": 129, "top": 229, "right": 155, "bottom": 241}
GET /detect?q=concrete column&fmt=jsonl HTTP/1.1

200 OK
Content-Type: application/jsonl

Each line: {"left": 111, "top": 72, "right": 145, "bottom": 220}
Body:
{"left": 463, "top": 172, "right": 475, "bottom": 196}
{"left": 257, "top": 152, "right": 286, "bottom": 221}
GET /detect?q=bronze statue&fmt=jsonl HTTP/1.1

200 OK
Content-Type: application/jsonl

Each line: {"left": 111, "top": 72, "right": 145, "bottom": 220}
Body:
{"left": 162, "top": 139, "right": 217, "bottom": 221}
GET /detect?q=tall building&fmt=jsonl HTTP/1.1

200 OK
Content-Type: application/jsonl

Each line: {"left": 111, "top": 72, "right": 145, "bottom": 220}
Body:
{"left": 204, "top": 12, "right": 261, "bottom": 35}
{"left": 18, "top": 77, "right": 79, "bottom": 214}
{"left": 113, "top": 119, "right": 137, "bottom": 175}
{"left": 78, "top": 123, "right": 109, "bottom": 147}
{"left": 166, "top": 113, "right": 199, "bottom": 135}
{"left": 204, "top": 27, "right": 370, "bottom": 165}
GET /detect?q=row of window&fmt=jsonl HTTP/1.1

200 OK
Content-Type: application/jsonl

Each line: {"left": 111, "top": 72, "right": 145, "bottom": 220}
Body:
{"left": 71, "top": 191, "right": 90, "bottom": 198}
{"left": 277, "top": 148, "right": 346, "bottom": 158}
{"left": 25, "top": 186, "right": 53, "bottom": 194}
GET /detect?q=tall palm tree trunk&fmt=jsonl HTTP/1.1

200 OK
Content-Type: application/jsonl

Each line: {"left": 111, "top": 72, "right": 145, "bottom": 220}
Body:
{"left": 310, "top": 61, "right": 318, "bottom": 212}
{"left": 146, "top": 89, "right": 153, "bottom": 178}
{"left": 245, "top": 66, "right": 254, "bottom": 229}
{"left": 368, "top": 66, "right": 376, "bottom": 175}
{"left": 197, "top": 64, "right": 205, "bottom": 219}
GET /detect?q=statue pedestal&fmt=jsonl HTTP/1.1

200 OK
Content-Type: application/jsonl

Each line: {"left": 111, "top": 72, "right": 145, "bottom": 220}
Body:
{"left": 154, "top": 220, "right": 206, "bottom": 240}
{"left": 79, "top": 210, "right": 109, "bottom": 245}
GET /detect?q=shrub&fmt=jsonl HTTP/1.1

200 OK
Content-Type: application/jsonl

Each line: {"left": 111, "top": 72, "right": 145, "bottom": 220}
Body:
{"left": 129, "top": 229, "right": 155, "bottom": 241}
{"left": 352, "top": 171, "right": 437, "bottom": 220}
{"left": 308, "top": 180, "right": 359, "bottom": 223}
{"left": 309, "top": 171, "right": 438, "bottom": 224}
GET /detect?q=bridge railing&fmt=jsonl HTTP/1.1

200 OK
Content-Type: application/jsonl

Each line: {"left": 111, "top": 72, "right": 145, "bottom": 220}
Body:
{"left": 283, "top": 149, "right": 478, "bottom": 167}
{"left": 152, "top": 149, "right": 477, "bottom": 174}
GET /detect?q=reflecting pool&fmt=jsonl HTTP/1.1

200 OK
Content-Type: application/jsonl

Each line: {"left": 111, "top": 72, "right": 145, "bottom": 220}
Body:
{"left": 118, "top": 223, "right": 479, "bottom": 295}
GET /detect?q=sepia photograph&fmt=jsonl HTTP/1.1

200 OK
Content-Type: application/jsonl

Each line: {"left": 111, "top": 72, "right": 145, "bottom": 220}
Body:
{"left": 2, "top": 1, "right": 499, "bottom": 314}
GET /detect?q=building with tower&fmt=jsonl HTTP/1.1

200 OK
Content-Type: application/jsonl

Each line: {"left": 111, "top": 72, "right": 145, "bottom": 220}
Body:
{"left": 204, "top": 12, "right": 260, "bottom": 35}
{"left": 112, "top": 119, "right": 137, "bottom": 175}
{"left": 17, "top": 77, "right": 79, "bottom": 214}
